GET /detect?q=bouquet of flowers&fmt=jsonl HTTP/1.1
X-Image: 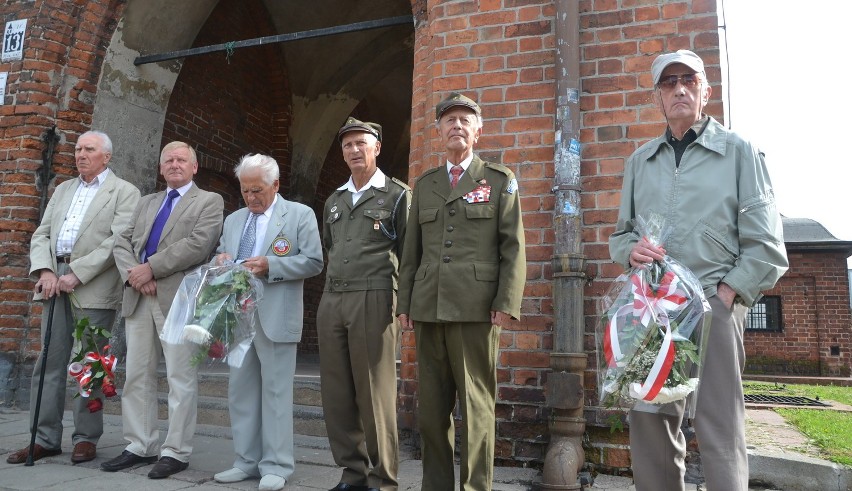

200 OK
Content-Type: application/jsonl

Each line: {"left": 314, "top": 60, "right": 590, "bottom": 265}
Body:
{"left": 67, "top": 295, "right": 118, "bottom": 413}
{"left": 161, "top": 261, "right": 263, "bottom": 367}
{"left": 597, "top": 214, "right": 711, "bottom": 411}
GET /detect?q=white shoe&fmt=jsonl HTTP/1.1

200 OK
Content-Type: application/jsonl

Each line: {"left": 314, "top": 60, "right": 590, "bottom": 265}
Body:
{"left": 214, "top": 467, "right": 252, "bottom": 483}
{"left": 258, "top": 474, "right": 286, "bottom": 490}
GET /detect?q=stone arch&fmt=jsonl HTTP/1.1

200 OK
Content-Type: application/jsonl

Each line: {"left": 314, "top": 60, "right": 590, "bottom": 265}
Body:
{"left": 91, "top": 0, "right": 415, "bottom": 353}
{"left": 92, "top": 0, "right": 414, "bottom": 204}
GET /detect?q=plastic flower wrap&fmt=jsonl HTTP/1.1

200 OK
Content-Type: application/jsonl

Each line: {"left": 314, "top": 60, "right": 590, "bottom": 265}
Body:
{"left": 66, "top": 294, "right": 118, "bottom": 412}
{"left": 161, "top": 262, "right": 263, "bottom": 367}
{"left": 597, "top": 214, "right": 711, "bottom": 413}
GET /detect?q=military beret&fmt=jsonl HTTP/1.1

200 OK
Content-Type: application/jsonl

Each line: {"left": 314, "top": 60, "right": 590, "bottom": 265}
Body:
{"left": 338, "top": 117, "right": 382, "bottom": 142}
{"left": 435, "top": 92, "right": 481, "bottom": 120}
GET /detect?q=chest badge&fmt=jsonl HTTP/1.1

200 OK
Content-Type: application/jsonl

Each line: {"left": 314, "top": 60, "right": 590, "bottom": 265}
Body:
{"left": 377, "top": 198, "right": 385, "bottom": 205}
{"left": 272, "top": 236, "right": 291, "bottom": 256}
{"left": 330, "top": 205, "right": 338, "bottom": 213}
{"left": 463, "top": 185, "right": 491, "bottom": 204}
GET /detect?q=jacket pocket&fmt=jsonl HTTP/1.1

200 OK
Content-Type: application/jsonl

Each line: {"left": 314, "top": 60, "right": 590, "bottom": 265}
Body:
{"left": 473, "top": 262, "right": 498, "bottom": 281}
{"left": 702, "top": 226, "right": 738, "bottom": 261}
{"left": 363, "top": 208, "right": 393, "bottom": 241}
{"left": 415, "top": 263, "right": 430, "bottom": 280}
{"left": 364, "top": 208, "right": 392, "bottom": 221}
{"left": 419, "top": 208, "right": 438, "bottom": 224}
{"left": 465, "top": 204, "right": 495, "bottom": 219}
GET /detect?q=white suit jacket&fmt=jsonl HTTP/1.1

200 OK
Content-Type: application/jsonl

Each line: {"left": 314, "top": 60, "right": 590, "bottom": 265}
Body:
{"left": 216, "top": 195, "right": 323, "bottom": 343}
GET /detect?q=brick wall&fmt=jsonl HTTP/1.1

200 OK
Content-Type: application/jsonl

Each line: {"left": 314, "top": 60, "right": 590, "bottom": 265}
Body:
{"left": 403, "top": 0, "right": 723, "bottom": 470}
{"left": 160, "top": 0, "right": 291, "bottom": 214}
{"left": 746, "top": 251, "right": 852, "bottom": 377}
{"left": 0, "top": 0, "right": 125, "bottom": 392}
{"left": 405, "top": 0, "right": 560, "bottom": 466}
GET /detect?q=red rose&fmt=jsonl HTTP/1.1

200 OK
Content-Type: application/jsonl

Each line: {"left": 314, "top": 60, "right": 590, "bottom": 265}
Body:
{"left": 102, "top": 382, "right": 117, "bottom": 398}
{"left": 207, "top": 341, "right": 226, "bottom": 359}
{"left": 87, "top": 397, "right": 103, "bottom": 413}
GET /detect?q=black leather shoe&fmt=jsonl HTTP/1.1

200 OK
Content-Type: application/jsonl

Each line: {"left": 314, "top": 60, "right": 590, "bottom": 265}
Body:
{"left": 148, "top": 456, "right": 189, "bottom": 479}
{"left": 100, "top": 450, "right": 157, "bottom": 472}
{"left": 329, "top": 484, "right": 369, "bottom": 491}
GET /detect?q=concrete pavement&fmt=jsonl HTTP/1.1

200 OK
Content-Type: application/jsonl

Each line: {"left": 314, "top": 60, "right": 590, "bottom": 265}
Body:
{"left": 0, "top": 407, "right": 849, "bottom": 490}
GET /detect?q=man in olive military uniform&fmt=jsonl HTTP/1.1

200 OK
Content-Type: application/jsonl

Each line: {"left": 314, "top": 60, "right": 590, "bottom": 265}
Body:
{"left": 397, "top": 93, "right": 526, "bottom": 490}
{"left": 318, "top": 118, "right": 410, "bottom": 491}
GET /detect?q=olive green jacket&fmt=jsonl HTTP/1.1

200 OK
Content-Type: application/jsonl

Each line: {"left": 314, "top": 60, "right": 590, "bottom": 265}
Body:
{"left": 322, "top": 174, "right": 410, "bottom": 292}
{"left": 397, "top": 155, "right": 526, "bottom": 322}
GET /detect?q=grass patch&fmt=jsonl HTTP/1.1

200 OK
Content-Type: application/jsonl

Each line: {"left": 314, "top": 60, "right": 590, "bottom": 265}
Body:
{"left": 743, "top": 382, "right": 852, "bottom": 466}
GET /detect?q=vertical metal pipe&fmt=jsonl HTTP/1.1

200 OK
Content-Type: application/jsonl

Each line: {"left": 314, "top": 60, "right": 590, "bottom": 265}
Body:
{"left": 540, "top": 1, "right": 586, "bottom": 489}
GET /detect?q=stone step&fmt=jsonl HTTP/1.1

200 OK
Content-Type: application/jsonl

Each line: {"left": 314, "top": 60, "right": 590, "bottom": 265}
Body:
{"left": 66, "top": 355, "right": 327, "bottom": 437}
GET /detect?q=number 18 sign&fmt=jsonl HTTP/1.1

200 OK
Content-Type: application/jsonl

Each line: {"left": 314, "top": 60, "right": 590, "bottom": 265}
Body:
{"left": 2, "top": 19, "right": 27, "bottom": 63}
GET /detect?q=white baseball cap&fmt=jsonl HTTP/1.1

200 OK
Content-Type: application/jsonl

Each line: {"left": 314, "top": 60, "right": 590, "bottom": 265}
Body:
{"left": 651, "top": 50, "right": 705, "bottom": 85}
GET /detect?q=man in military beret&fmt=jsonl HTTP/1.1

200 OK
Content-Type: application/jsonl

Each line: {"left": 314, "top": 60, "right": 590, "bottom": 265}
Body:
{"left": 397, "top": 93, "right": 526, "bottom": 490}
{"left": 318, "top": 117, "right": 410, "bottom": 491}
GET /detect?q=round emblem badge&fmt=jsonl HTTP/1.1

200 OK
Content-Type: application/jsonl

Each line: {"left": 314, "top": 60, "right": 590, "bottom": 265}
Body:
{"left": 377, "top": 198, "right": 385, "bottom": 205}
{"left": 272, "top": 237, "right": 291, "bottom": 256}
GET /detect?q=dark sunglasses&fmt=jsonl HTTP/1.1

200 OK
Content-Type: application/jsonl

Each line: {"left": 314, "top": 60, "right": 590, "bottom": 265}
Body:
{"left": 657, "top": 73, "right": 701, "bottom": 90}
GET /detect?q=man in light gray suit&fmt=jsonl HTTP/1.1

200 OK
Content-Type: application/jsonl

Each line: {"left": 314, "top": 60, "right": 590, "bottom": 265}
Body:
{"left": 212, "top": 154, "right": 323, "bottom": 491}
{"left": 103, "top": 141, "right": 224, "bottom": 479}
{"left": 6, "top": 131, "right": 139, "bottom": 465}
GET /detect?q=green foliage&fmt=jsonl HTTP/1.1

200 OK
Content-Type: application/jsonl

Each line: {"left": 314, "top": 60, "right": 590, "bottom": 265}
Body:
{"left": 188, "top": 267, "right": 255, "bottom": 366}
{"left": 744, "top": 382, "right": 852, "bottom": 466}
{"left": 777, "top": 408, "right": 852, "bottom": 466}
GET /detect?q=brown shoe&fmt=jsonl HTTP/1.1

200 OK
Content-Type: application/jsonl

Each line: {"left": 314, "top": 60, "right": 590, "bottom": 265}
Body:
{"left": 71, "top": 441, "right": 97, "bottom": 463}
{"left": 6, "top": 444, "right": 62, "bottom": 464}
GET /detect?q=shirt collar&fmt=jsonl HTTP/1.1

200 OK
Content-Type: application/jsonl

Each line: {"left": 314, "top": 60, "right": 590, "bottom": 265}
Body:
{"left": 79, "top": 167, "right": 111, "bottom": 186}
{"left": 337, "top": 168, "right": 386, "bottom": 193}
{"left": 258, "top": 194, "right": 278, "bottom": 217}
{"left": 666, "top": 115, "right": 710, "bottom": 142}
{"left": 166, "top": 181, "right": 194, "bottom": 197}
{"left": 446, "top": 154, "right": 474, "bottom": 173}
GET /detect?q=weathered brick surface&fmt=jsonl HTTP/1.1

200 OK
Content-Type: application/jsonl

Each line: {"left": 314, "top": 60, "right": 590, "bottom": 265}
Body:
{"left": 746, "top": 251, "right": 851, "bottom": 377}
{"left": 0, "top": 0, "right": 126, "bottom": 366}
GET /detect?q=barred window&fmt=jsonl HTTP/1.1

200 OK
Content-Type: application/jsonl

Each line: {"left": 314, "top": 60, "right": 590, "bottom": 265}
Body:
{"left": 745, "top": 296, "right": 782, "bottom": 332}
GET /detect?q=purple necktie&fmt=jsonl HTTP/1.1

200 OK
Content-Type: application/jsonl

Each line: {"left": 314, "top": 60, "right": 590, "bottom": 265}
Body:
{"left": 144, "top": 189, "right": 180, "bottom": 260}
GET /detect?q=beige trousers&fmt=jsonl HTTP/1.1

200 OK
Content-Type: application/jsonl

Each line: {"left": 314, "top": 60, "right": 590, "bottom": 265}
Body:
{"left": 121, "top": 294, "right": 198, "bottom": 461}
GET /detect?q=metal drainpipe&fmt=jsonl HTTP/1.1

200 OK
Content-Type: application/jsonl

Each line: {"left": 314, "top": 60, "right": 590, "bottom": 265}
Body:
{"left": 540, "top": 1, "right": 585, "bottom": 489}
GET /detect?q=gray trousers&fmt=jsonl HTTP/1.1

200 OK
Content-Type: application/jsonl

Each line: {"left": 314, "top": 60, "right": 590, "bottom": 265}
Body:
{"left": 629, "top": 294, "right": 749, "bottom": 491}
{"left": 29, "top": 262, "right": 115, "bottom": 449}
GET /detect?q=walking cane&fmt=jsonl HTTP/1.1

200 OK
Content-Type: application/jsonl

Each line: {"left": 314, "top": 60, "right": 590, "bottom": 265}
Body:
{"left": 25, "top": 292, "right": 58, "bottom": 466}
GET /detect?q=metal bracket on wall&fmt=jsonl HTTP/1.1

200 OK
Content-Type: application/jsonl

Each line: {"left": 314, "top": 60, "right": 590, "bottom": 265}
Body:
{"left": 38, "top": 126, "right": 58, "bottom": 220}
{"left": 134, "top": 15, "right": 414, "bottom": 66}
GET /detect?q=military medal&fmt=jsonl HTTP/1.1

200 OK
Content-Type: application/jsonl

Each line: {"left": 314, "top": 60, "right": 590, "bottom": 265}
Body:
{"left": 377, "top": 198, "right": 385, "bottom": 205}
{"left": 374, "top": 220, "right": 380, "bottom": 230}
{"left": 330, "top": 205, "right": 338, "bottom": 212}
{"left": 464, "top": 185, "right": 491, "bottom": 203}
{"left": 272, "top": 235, "right": 291, "bottom": 256}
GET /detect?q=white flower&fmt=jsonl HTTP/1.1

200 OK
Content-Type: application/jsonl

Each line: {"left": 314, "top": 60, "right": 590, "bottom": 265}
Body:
{"left": 182, "top": 324, "right": 212, "bottom": 344}
{"left": 628, "top": 377, "right": 699, "bottom": 404}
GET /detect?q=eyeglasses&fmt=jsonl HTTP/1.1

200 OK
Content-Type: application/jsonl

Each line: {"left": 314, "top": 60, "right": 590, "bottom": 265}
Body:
{"left": 657, "top": 73, "right": 701, "bottom": 90}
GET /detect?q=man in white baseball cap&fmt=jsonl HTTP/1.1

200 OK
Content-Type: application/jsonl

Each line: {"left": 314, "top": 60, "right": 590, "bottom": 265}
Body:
{"left": 610, "top": 49, "right": 788, "bottom": 491}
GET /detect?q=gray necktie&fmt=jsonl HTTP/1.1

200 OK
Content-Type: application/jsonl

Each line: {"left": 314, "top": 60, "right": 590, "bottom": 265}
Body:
{"left": 237, "top": 213, "right": 259, "bottom": 260}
